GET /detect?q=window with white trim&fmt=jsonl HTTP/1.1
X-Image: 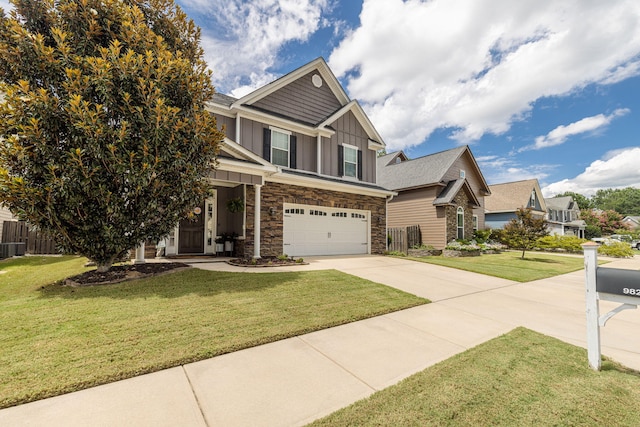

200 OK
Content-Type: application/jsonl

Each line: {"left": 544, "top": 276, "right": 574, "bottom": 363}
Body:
{"left": 473, "top": 214, "right": 478, "bottom": 231}
{"left": 460, "top": 170, "right": 466, "bottom": 179}
{"left": 457, "top": 207, "right": 464, "bottom": 239}
{"left": 343, "top": 145, "right": 358, "bottom": 178}
{"left": 530, "top": 190, "right": 536, "bottom": 208}
{"left": 271, "top": 129, "right": 290, "bottom": 167}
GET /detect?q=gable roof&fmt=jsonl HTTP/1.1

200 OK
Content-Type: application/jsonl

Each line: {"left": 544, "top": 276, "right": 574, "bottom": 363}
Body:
{"left": 207, "top": 58, "right": 386, "bottom": 147}
{"left": 545, "top": 196, "right": 578, "bottom": 211}
{"left": 233, "top": 57, "right": 349, "bottom": 107}
{"left": 433, "top": 178, "right": 481, "bottom": 207}
{"left": 378, "top": 151, "right": 409, "bottom": 167}
{"left": 485, "top": 179, "right": 546, "bottom": 213}
{"left": 377, "top": 146, "right": 483, "bottom": 191}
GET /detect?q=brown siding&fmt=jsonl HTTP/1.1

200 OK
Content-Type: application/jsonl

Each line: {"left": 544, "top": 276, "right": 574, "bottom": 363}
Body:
{"left": 387, "top": 187, "right": 448, "bottom": 249}
{"left": 213, "top": 113, "right": 236, "bottom": 141}
{"left": 323, "top": 111, "right": 375, "bottom": 183}
{"left": 0, "top": 207, "right": 15, "bottom": 243}
{"left": 251, "top": 71, "right": 342, "bottom": 125}
{"left": 244, "top": 182, "right": 387, "bottom": 257}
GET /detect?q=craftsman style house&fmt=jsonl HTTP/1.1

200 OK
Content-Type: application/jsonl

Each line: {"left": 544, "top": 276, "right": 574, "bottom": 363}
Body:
{"left": 484, "top": 179, "right": 547, "bottom": 229}
{"left": 377, "top": 146, "right": 491, "bottom": 249}
{"left": 545, "top": 195, "right": 586, "bottom": 238}
{"left": 156, "top": 58, "right": 394, "bottom": 258}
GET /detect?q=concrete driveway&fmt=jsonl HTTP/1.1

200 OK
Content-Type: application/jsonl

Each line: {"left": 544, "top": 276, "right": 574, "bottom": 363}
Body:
{"left": 1, "top": 254, "right": 639, "bottom": 427}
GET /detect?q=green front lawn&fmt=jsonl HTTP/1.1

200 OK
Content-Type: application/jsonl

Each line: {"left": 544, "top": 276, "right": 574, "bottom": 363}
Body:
{"left": 0, "top": 256, "right": 427, "bottom": 408}
{"left": 310, "top": 327, "right": 640, "bottom": 426}
{"left": 404, "top": 251, "right": 598, "bottom": 282}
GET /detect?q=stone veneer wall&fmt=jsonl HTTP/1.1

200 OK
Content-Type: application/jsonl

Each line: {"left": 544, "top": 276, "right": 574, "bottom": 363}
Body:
{"left": 242, "top": 181, "right": 387, "bottom": 258}
{"left": 445, "top": 191, "right": 474, "bottom": 243}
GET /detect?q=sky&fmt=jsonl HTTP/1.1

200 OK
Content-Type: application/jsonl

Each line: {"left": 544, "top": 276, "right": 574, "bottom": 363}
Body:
{"left": 2, "top": 0, "right": 639, "bottom": 198}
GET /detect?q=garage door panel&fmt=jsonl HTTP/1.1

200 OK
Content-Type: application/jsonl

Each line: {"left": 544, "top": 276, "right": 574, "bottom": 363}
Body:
{"left": 283, "top": 204, "right": 369, "bottom": 257}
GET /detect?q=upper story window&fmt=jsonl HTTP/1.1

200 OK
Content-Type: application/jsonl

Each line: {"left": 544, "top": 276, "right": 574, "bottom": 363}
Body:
{"left": 271, "top": 129, "right": 290, "bottom": 167}
{"left": 263, "top": 127, "right": 297, "bottom": 169}
{"left": 530, "top": 190, "right": 536, "bottom": 207}
{"left": 338, "top": 144, "right": 362, "bottom": 180}
{"left": 460, "top": 170, "right": 466, "bottom": 179}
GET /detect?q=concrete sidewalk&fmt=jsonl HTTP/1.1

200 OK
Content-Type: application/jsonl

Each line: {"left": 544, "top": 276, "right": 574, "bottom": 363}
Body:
{"left": 2, "top": 255, "right": 639, "bottom": 426}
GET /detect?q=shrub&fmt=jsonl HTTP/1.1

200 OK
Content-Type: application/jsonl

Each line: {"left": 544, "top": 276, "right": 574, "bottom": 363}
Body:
{"left": 385, "top": 251, "right": 407, "bottom": 257}
{"left": 473, "top": 229, "right": 492, "bottom": 244}
{"left": 277, "top": 254, "right": 289, "bottom": 261}
{"left": 445, "top": 240, "right": 480, "bottom": 251}
{"left": 598, "top": 241, "right": 634, "bottom": 258}
{"left": 536, "top": 235, "right": 588, "bottom": 253}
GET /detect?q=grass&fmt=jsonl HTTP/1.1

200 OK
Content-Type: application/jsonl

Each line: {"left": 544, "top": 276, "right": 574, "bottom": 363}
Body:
{"left": 309, "top": 327, "right": 640, "bottom": 426}
{"left": 0, "top": 256, "right": 428, "bottom": 408}
{"left": 403, "top": 251, "right": 600, "bottom": 282}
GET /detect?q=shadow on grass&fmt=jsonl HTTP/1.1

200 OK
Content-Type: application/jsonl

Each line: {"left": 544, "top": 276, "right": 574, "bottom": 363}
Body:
{"left": 37, "top": 268, "right": 318, "bottom": 300}
{"left": 601, "top": 359, "right": 640, "bottom": 378}
{"left": 519, "top": 257, "right": 564, "bottom": 264}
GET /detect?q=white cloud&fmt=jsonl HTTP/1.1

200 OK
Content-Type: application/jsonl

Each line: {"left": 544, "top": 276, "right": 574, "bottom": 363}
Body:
{"left": 0, "top": 0, "right": 11, "bottom": 13}
{"left": 542, "top": 147, "right": 640, "bottom": 197}
{"left": 521, "top": 108, "right": 630, "bottom": 151}
{"left": 328, "top": 0, "right": 640, "bottom": 151}
{"left": 476, "top": 155, "right": 553, "bottom": 185}
{"left": 177, "top": 0, "right": 331, "bottom": 95}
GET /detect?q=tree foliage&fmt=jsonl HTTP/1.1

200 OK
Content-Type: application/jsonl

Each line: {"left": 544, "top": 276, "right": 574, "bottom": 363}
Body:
{"left": 0, "top": 0, "right": 224, "bottom": 271}
{"left": 502, "top": 208, "right": 549, "bottom": 259}
{"left": 580, "top": 209, "right": 629, "bottom": 236}
{"left": 591, "top": 187, "right": 640, "bottom": 215}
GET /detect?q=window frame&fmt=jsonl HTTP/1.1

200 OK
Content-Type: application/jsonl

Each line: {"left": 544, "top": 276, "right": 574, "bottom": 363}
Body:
{"left": 270, "top": 127, "right": 291, "bottom": 168}
{"left": 342, "top": 143, "right": 358, "bottom": 179}
{"left": 457, "top": 207, "right": 464, "bottom": 239}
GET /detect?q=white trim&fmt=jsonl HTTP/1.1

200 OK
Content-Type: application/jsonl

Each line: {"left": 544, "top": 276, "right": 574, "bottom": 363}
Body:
{"left": 269, "top": 126, "right": 291, "bottom": 135}
{"left": 316, "top": 135, "right": 322, "bottom": 174}
{"left": 232, "top": 105, "right": 335, "bottom": 138}
{"left": 342, "top": 144, "right": 358, "bottom": 179}
{"left": 220, "top": 137, "right": 276, "bottom": 170}
{"left": 267, "top": 172, "right": 395, "bottom": 198}
{"left": 317, "top": 100, "right": 385, "bottom": 148}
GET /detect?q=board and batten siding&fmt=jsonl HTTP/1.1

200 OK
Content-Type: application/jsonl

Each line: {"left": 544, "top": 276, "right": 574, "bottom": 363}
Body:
{"left": 250, "top": 71, "right": 342, "bottom": 126}
{"left": 387, "top": 187, "right": 448, "bottom": 249}
{"left": 213, "top": 113, "right": 236, "bottom": 141}
{"left": 239, "top": 117, "right": 318, "bottom": 173}
{"left": 0, "top": 207, "right": 15, "bottom": 242}
{"left": 322, "top": 110, "right": 376, "bottom": 183}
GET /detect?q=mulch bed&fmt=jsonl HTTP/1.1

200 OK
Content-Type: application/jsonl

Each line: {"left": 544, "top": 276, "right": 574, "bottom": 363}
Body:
{"left": 65, "top": 262, "right": 191, "bottom": 286}
{"left": 227, "top": 256, "right": 307, "bottom": 267}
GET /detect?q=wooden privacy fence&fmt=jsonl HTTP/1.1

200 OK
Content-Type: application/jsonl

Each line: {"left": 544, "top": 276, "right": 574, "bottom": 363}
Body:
{"left": 2, "top": 221, "right": 58, "bottom": 254}
{"left": 387, "top": 225, "right": 421, "bottom": 253}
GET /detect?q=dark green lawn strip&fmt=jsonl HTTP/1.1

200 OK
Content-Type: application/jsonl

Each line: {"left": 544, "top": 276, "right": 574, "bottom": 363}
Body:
{"left": 404, "top": 251, "right": 601, "bottom": 282}
{"left": 309, "top": 327, "right": 640, "bottom": 426}
{"left": 0, "top": 256, "right": 427, "bottom": 408}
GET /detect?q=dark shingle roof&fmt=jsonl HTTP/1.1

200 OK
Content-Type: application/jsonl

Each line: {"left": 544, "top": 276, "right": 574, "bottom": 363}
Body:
{"left": 376, "top": 146, "right": 467, "bottom": 191}
{"left": 211, "top": 92, "right": 237, "bottom": 107}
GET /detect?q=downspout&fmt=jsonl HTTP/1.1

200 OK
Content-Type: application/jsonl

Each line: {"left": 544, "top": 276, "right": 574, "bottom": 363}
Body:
{"left": 385, "top": 194, "right": 394, "bottom": 251}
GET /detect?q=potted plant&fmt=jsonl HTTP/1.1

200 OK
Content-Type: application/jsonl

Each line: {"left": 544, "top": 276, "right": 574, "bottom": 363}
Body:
{"left": 226, "top": 197, "right": 244, "bottom": 213}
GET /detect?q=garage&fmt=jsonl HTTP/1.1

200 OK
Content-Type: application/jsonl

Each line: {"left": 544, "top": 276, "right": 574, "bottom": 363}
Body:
{"left": 283, "top": 203, "right": 370, "bottom": 256}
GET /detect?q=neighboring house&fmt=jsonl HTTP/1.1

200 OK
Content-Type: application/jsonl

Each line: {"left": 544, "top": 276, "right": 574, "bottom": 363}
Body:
{"left": 545, "top": 196, "right": 586, "bottom": 238}
{"left": 484, "top": 179, "right": 547, "bottom": 229}
{"left": 622, "top": 216, "right": 640, "bottom": 229}
{"left": 155, "top": 57, "right": 394, "bottom": 258}
{"left": 377, "top": 146, "right": 490, "bottom": 249}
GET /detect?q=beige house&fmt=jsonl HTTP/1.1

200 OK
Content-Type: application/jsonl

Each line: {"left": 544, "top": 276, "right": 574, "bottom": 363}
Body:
{"left": 484, "top": 179, "right": 546, "bottom": 229}
{"left": 154, "top": 57, "right": 394, "bottom": 259}
{"left": 377, "top": 146, "right": 490, "bottom": 249}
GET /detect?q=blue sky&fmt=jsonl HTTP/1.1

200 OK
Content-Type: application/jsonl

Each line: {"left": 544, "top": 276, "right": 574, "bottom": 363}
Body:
{"left": 2, "top": 0, "right": 639, "bottom": 197}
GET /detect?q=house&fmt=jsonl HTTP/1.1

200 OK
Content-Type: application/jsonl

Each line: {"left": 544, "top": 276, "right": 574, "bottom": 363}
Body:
{"left": 377, "top": 146, "right": 490, "bottom": 249}
{"left": 152, "top": 58, "right": 394, "bottom": 259}
{"left": 484, "top": 179, "right": 547, "bottom": 229}
{"left": 622, "top": 216, "right": 640, "bottom": 229}
{"left": 545, "top": 196, "right": 586, "bottom": 238}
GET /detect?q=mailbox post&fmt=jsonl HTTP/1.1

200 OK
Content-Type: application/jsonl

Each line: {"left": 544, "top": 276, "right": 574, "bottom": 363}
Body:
{"left": 582, "top": 242, "right": 639, "bottom": 371}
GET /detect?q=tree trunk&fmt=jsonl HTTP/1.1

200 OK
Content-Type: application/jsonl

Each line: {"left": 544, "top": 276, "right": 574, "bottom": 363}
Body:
{"left": 96, "top": 261, "right": 113, "bottom": 273}
{"left": 521, "top": 248, "right": 526, "bottom": 259}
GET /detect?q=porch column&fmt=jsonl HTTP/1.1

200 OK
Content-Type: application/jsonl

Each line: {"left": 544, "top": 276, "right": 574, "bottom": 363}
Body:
{"left": 254, "top": 184, "right": 262, "bottom": 259}
{"left": 134, "top": 242, "right": 145, "bottom": 264}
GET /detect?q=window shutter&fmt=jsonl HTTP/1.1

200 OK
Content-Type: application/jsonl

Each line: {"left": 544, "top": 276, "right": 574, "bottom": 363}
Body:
{"left": 337, "top": 145, "right": 344, "bottom": 176}
{"left": 357, "top": 149, "right": 363, "bottom": 180}
{"left": 263, "top": 128, "right": 271, "bottom": 162}
{"left": 289, "top": 135, "right": 297, "bottom": 169}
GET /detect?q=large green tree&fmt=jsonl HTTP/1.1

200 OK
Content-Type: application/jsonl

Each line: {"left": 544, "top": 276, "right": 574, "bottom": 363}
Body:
{"left": 0, "top": 0, "right": 224, "bottom": 271}
{"left": 591, "top": 187, "right": 640, "bottom": 215}
{"left": 580, "top": 209, "right": 629, "bottom": 236}
{"left": 502, "top": 207, "right": 549, "bottom": 259}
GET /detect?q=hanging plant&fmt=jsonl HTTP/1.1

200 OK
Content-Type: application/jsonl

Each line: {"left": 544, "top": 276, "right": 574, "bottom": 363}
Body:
{"left": 226, "top": 197, "right": 244, "bottom": 213}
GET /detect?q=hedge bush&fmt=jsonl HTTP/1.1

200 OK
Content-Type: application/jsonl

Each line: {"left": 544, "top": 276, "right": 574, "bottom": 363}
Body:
{"left": 535, "top": 235, "right": 588, "bottom": 253}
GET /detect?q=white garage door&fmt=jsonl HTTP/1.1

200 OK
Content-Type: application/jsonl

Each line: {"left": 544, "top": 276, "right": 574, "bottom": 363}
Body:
{"left": 283, "top": 203, "right": 369, "bottom": 256}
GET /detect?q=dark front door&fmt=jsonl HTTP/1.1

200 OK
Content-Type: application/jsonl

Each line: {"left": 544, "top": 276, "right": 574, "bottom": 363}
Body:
{"left": 178, "top": 203, "right": 205, "bottom": 254}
